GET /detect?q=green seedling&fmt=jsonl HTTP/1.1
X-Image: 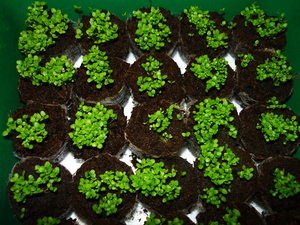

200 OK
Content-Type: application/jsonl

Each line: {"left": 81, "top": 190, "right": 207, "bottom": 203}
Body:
{"left": 92, "top": 193, "right": 122, "bottom": 216}
{"left": 266, "top": 96, "right": 287, "bottom": 109}
{"left": 206, "top": 29, "right": 228, "bottom": 50}
{"left": 37, "top": 216, "right": 61, "bottom": 225}
{"left": 238, "top": 53, "right": 255, "bottom": 67}
{"left": 237, "top": 165, "right": 254, "bottom": 180}
{"left": 200, "top": 187, "right": 230, "bottom": 208}
{"left": 223, "top": 207, "right": 241, "bottom": 225}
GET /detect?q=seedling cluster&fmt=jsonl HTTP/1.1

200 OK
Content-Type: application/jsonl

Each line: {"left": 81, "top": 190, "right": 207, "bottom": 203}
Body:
{"left": 199, "top": 207, "right": 241, "bottom": 225}
{"left": 82, "top": 45, "right": 114, "bottom": 89}
{"left": 133, "top": 7, "right": 171, "bottom": 51}
{"left": 241, "top": 4, "right": 287, "bottom": 39}
{"left": 18, "top": 1, "right": 69, "bottom": 54}
{"left": 190, "top": 55, "right": 228, "bottom": 92}
{"left": 16, "top": 54, "right": 75, "bottom": 86}
{"left": 137, "top": 56, "right": 168, "bottom": 97}
{"left": 92, "top": 193, "right": 122, "bottom": 216}
{"left": 37, "top": 216, "right": 61, "bottom": 225}
{"left": 266, "top": 97, "right": 287, "bottom": 109}
{"left": 9, "top": 161, "right": 61, "bottom": 218}
{"left": 184, "top": 6, "right": 229, "bottom": 50}
{"left": 269, "top": 168, "right": 300, "bottom": 199}
{"left": 76, "top": 9, "right": 118, "bottom": 44}
{"left": 238, "top": 53, "right": 255, "bottom": 67}
{"left": 2, "top": 111, "right": 49, "bottom": 149}
{"left": 237, "top": 165, "right": 254, "bottom": 180}
{"left": 256, "top": 112, "right": 300, "bottom": 145}
{"left": 69, "top": 102, "right": 117, "bottom": 149}
{"left": 145, "top": 213, "right": 184, "bottom": 225}
{"left": 256, "top": 50, "right": 292, "bottom": 86}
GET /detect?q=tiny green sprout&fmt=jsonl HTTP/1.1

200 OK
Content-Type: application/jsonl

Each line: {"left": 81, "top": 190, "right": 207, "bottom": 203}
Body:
{"left": 223, "top": 207, "right": 241, "bottom": 225}
{"left": 133, "top": 7, "right": 171, "bottom": 51}
{"left": 206, "top": 29, "right": 228, "bottom": 50}
{"left": 83, "top": 9, "right": 118, "bottom": 43}
{"left": 137, "top": 56, "right": 168, "bottom": 97}
{"left": 228, "top": 21, "right": 237, "bottom": 29}
{"left": 69, "top": 102, "right": 117, "bottom": 149}
{"left": 2, "top": 111, "right": 49, "bottom": 149}
{"left": 237, "top": 165, "right": 254, "bottom": 180}
{"left": 145, "top": 213, "right": 166, "bottom": 225}
{"left": 182, "top": 132, "right": 190, "bottom": 138}
{"left": 20, "top": 207, "right": 25, "bottom": 219}
{"left": 256, "top": 112, "right": 300, "bottom": 145}
{"left": 37, "top": 216, "right": 61, "bottom": 225}
{"left": 220, "top": 8, "right": 225, "bottom": 12}
{"left": 93, "top": 193, "right": 122, "bottom": 216}
{"left": 168, "top": 217, "right": 184, "bottom": 225}
{"left": 256, "top": 50, "right": 292, "bottom": 86}
{"left": 188, "top": 33, "right": 195, "bottom": 37}
{"left": 266, "top": 96, "right": 287, "bottom": 109}
{"left": 221, "top": 21, "right": 226, "bottom": 26}
{"left": 82, "top": 45, "right": 114, "bottom": 89}
{"left": 269, "top": 168, "right": 300, "bottom": 199}
{"left": 238, "top": 53, "right": 255, "bottom": 67}
{"left": 200, "top": 187, "right": 229, "bottom": 208}
{"left": 254, "top": 40, "right": 259, "bottom": 46}
{"left": 73, "top": 5, "right": 82, "bottom": 20}
{"left": 190, "top": 55, "right": 228, "bottom": 92}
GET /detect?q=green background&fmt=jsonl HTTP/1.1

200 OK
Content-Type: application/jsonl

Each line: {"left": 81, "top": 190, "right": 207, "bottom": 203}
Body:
{"left": 0, "top": 0, "right": 299, "bottom": 224}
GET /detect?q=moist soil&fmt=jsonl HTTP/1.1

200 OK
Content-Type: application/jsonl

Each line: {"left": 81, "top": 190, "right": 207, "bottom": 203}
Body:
{"left": 240, "top": 103, "right": 300, "bottom": 160}
{"left": 7, "top": 158, "right": 72, "bottom": 223}
{"left": 76, "top": 13, "right": 130, "bottom": 60}
{"left": 258, "top": 156, "right": 300, "bottom": 213}
{"left": 234, "top": 50, "right": 293, "bottom": 107}
{"left": 137, "top": 155, "right": 199, "bottom": 216}
{"left": 183, "top": 53, "right": 236, "bottom": 102}
{"left": 8, "top": 102, "right": 69, "bottom": 160}
{"left": 73, "top": 55, "right": 130, "bottom": 106}
{"left": 229, "top": 14, "right": 287, "bottom": 57}
{"left": 125, "top": 53, "right": 185, "bottom": 105}
{"left": 125, "top": 100, "right": 188, "bottom": 158}
{"left": 71, "top": 154, "right": 136, "bottom": 224}
{"left": 196, "top": 202, "right": 263, "bottom": 225}
{"left": 143, "top": 211, "right": 195, "bottom": 225}
{"left": 126, "top": 7, "right": 179, "bottom": 58}
{"left": 179, "top": 11, "right": 232, "bottom": 63}
{"left": 67, "top": 102, "right": 127, "bottom": 160}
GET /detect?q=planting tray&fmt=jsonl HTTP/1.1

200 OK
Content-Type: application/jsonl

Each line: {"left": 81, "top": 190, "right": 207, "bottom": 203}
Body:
{"left": 1, "top": 0, "right": 300, "bottom": 224}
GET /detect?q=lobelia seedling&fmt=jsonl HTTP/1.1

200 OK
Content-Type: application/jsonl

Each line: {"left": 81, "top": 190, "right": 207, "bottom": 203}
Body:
{"left": 137, "top": 56, "right": 169, "bottom": 97}
{"left": 200, "top": 187, "right": 231, "bottom": 208}
{"left": 145, "top": 213, "right": 166, "bottom": 225}
{"left": 193, "top": 98, "right": 238, "bottom": 144}
{"left": 266, "top": 96, "right": 287, "bottom": 109}
{"left": 190, "top": 55, "right": 228, "bottom": 92}
{"left": 256, "top": 50, "right": 292, "bottom": 86}
{"left": 206, "top": 29, "right": 228, "bottom": 50}
{"left": 92, "top": 193, "right": 123, "bottom": 216}
{"left": 2, "top": 111, "right": 49, "bottom": 149}
{"left": 237, "top": 165, "right": 254, "bottom": 180}
{"left": 133, "top": 7, "right": 171, "bottom": 51}
{"left": 76, "top": 9, "right": 118, "bottom": 43}
{"left": 37, "top": 216, "right": 61, "bottom": 225}
{"left": 69, "top": 101, "right": 117, "bottom": 149}
{"left": 256, "top": 112, "right": 300, "bottom": 145}
{"left": 223, "top": 207, "right": 241, "bottom": 225}
{"left": 269, "top": 168, "right": 300, "bottom": 199}
{"left": 238, "top": 53, "right": 255, "bottom": 67}
{"left": 82, "top": 45, "right": 114, "bottom": 89}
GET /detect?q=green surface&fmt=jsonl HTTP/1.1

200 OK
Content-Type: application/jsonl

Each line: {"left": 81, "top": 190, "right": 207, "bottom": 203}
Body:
{"left": 0, "top": 0, "right": 299, "bottom": 224}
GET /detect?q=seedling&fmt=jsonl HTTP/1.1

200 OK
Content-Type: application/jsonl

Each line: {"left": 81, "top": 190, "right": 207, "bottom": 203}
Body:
{"left": 78, "top": 170, "right": 102, "bottom": 199}
{"left": 256, "top": 112, "right": 300, "bottom": 144}
{"left": 237, "top": 165, "right": 254, "bottom": 180}
{"left": 254, "top": 40, "right": 259, "bottom": 46}
{"left": 206, "top": 29, "right": 228, "bottom": 50}
{"left": 133, "top": 7, "right": 171, "bottom": 51}
{"left": 82, "top": 45, "right": 114, "bottom": 89}
{"left": 2, "top": 111, "right": 49, "bottom": 149}
{"left": 69, "top": 102, "right": 117, "bottom": 149}
{"left": 145, "top": 213, "right": 166, "bottom": 225}
{"left": 223, "top": 207, "right": 241, "bottom": 225}
{"left": 73, "top": 5, "right": 83, "bottom": 20}
{"left": 228, "top": 21, "right": 237, "bottom": 29}
{"left": 200, "top": 187, "right": 230, "bottom": 208}
{"left": 92, "top": 193, "right": 122, "bottom": 216}
{"left": 77, "top": 9, "right": 118, "bottom": 44}
{"left": 130, "top": 158, "right": 184, "bottom": 203}
{"left": 137, "top": 56, "right": 168, "bottom": 97}
{"left": 238, "top": 53, "right": 255, "bottom": 67}
{"left": 190, "top": 55, "right": 228, "bottom": 92}
{"left": 37, "top": 217, "right": 61, "bottom": 225}
{"left": 266, "top": 96, "right": 287, "bottom": 109}
{"left": 256, "top": 50, "right": 292, "bottom": 86}
{"left": 193, "top": 98, "right": 237, "bottom": 144}
{"left": 270, "top": 168, "right": 300, "bottom": 199}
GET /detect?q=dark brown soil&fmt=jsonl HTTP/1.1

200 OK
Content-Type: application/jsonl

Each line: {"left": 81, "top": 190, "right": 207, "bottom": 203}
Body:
{"left": 234, "top": 50, "right": 293, "bottom": 106}
{"left": 76, "top": 13, "right": 130, "bottom": 60}
{"left": 7, "top": 158, "right": 72, "bottom": 223}
{"left": 258, "top": 156, "right": 300, "bottom": 213}
{"left": 67, "top": 102, "right": 127, "bottom": 160}
{"left": 8, "top": 103, "right": 69, "bottom": 159}
{"left": 73, "top": 55, "right": 130, "bottom": 106}
{"left": 230, "top": 14, "right": 287, "bottom": 57}
{"left": 265, "top": 209, "right": 300, "bottom": 225}
{"left": 196, "top": 202, "right": 263, "bottom": 225}
{"left": 143, "top": 211, "right": 195, "bottom": 225}
{"left": 126, "top": 7, "right": 179, "bottom": 58}
{"left": 125, "top": 53, "right": 185, "bottom": 105}
{"left": 125, "top": 100, "right": 189, "bottom": 158}
{"left": 179, "top": 11, "right": 231, "bottom": 62}
{"left": 137, "top": 156, "right": 199, "bottom": 216}
{"left": 71, "top": 154, "right": 136, "bottom": 224}
{"left": 183, "top": 54, "right": 236, "bottom": 102}
{"left": 240, "top": 104, "right": 300, "bottom": 159}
